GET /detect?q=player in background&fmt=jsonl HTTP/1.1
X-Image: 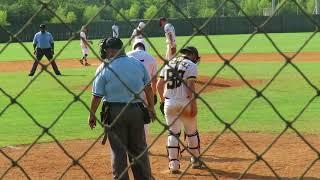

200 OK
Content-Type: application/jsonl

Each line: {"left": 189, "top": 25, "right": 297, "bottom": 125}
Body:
{"left": 79, "top": 26, "right": 93, "bottom": 66}
{"left": 129, "top": 22, "right": 146, "bottom": 49}
{"left": 157, "top": 46, "right": 202, "bottom": 174}
{"left": 127, "top": 39, "right": 158, "bottom": 137}
{"left": 159, "top": 17, "right": 176, "bottom": 61}
{"left": 112, "top": 22, "right": 119, "bottom": 38}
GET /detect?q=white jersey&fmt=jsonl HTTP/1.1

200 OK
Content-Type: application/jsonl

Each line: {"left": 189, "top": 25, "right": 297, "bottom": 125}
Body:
{"left": 127, "top": 49, "right": 157, "bottom": 79}
{"left": 164, "top": 23, "right": 176, "bottom": 46}
{"left": 131, "top": 28, "right": 144, "bottom": 40}
{"left": 80, "top": 31, "right": 87, "bottom": 47}
{"left": 160, "top": 56, "right": 197, "bottom": 99}
{"left": 112, "top": 25, "right": 119, "bottom": 38}
{"left": 127, "top": 49, "right": 157, "bottom": 104}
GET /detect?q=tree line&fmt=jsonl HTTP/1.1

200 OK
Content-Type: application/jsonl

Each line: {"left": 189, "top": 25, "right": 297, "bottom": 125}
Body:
{"left": 0, "top": 0, "right": 318, "bottom": 26}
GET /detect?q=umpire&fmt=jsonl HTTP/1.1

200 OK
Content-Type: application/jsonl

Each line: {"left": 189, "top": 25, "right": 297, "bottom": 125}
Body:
{"left": 29, "top": 24, "right": 61, "bottom": 76}
{"left": 87, "top": 37, "right": 155, "bottom": 180}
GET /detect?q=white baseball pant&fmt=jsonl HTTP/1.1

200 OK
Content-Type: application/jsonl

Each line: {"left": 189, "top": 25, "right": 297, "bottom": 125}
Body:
{"left": 164, "top": 98, "right": 200, "bottom": 164}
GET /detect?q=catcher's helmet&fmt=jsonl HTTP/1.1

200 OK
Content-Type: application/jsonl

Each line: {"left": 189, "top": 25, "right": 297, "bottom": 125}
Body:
{"left": 180, "top": 46, "right": 200, "bottom": 63}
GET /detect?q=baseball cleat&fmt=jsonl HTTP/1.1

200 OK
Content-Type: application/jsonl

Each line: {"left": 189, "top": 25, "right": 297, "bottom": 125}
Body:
{"left": 169, "top": 160, "right": 180, "bottom": 174}
{"left": 28, "top": 73, "right": 34, "bottom": 76}
{"left": 84, "top": 62, "right": 90, "bottom": 66}
{"left": 55, "top": 71, "right": 62, "bottom": 75}
{"left": 169, "top": 169, "right": 181, "bottom": 174}
{"left": 191, "top": 157, "right": 203, "bottom": 169}
{"left": 79, "top": 59, "right": 84, "bottom": 65}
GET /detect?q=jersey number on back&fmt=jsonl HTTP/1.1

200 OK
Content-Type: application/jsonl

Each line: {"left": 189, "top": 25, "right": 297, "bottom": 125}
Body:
{"left": 166, "top": 69, "right": 185, "bottom": 89}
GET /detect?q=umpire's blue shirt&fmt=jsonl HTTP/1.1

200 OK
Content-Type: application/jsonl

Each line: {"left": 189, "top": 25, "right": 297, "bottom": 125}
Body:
{"left": 92, "top": 55, "right": 150, "bottom": 103}
{"left": 33, "top": 31, "right": 53, "bottom": 49}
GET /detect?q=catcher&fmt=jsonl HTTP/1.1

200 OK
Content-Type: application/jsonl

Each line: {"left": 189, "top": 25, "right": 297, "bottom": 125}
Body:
{"left": 157, "top": 46, "right": 202, "bottom": 174}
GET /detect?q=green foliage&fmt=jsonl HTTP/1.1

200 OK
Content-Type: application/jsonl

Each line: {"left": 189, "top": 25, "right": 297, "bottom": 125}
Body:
{"left": 144, "top": 5, "right": 158, "bottom": 19}
{"left": 50, "top": 6, "right": 77, "bottom": 24}
{"left": 0, "top": 10, "right": 9, "bottom": 26}
{"left": 83, "top": 5, "right": 101, "bottom": 22}
{"left": 259, "top": 0, "right": 272, "bottom": 12}
{"left": 277, "top": 0, "right": 297, "bottom": 15}
{"left": 306, "top": 0, "right": 316, "bottom": 14}
{"left": 241, "top": 0, "right": 260, "bottom": 16}
{"left": 1, "top": 0, "right": 318, "bottom": 26}
{"left": 128, "top": 3, "right": 140, "bottom": 19}
{"left": 66, "top": 12, "right": 77, "bottom": 23}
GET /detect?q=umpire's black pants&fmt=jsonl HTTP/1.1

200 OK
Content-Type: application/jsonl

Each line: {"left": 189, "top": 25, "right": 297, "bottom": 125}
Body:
{"left": 29, "top": 48, "right": 60, "bottom": 75}
{"left": 104, "top": 102, "right": 152, "bottom": 180}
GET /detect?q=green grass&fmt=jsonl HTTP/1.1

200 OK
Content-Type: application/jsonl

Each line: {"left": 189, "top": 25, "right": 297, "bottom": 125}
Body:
{"left": 1, "top": 60, "right": 320, "bottom": 147}
{"left": 1, "top": 32, "right": 320, "bottom": 147}
{"left": 1, "top": 32, "right": 320, "bottom": 61}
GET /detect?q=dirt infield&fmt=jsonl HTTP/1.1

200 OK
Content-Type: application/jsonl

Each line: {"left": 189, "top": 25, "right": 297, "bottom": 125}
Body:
{"left": 1, "top": 52, "right": 320, "bottom": 73}
{"left": 1, "top": 133, "right": 320, "bottom": 179}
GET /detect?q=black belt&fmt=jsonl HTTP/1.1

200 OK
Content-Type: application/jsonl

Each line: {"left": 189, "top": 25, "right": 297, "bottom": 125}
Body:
{"left": 104, "top": 102, "right": 143, "bottom": 107}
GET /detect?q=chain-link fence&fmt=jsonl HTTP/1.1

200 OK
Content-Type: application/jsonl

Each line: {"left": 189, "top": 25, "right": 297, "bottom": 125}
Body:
{"left": 1, "top": 0, "right": 320, "bottom": 179}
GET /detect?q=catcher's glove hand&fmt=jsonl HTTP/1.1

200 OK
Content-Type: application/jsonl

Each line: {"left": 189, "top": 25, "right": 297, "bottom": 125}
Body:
{"left": 159, "top": 101, "right": 164, "bottom": 115}
{"left": 154, "top": 95, "right": 158, "bottom": 105}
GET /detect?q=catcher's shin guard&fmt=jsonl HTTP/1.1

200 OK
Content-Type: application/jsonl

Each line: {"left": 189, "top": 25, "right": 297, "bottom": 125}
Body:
{"left": 185, "top": 131, "right": 200, "bottom": 157}
{"left": 167, "top": 130, "right": 181, "bottom": 168}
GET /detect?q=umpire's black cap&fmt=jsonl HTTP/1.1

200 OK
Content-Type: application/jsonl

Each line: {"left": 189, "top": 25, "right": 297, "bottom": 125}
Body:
{"left": 39, "top": 24, "right": 46, "bottom": 29}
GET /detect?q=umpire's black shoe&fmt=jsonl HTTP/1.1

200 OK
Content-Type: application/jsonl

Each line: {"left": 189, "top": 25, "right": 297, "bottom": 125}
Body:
{"left": 55, "top": 71, "right": 62, "bottom": 76}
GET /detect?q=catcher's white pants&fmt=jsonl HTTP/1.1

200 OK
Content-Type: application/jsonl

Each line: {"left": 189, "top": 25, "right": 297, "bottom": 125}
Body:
{"left": 166, "top": 44, "right": 176, "bottom": 61}
{"left": 164, "top": 98, "right": 200, "bottom": 163}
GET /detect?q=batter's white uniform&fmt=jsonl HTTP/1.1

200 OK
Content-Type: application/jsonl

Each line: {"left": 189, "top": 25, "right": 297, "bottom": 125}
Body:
{"left": 132, "top": 28, "right": 144, "bottom": 40}
{"left": 127, "top": 48, "right": 157, "bottom": 135}
{"left": 159, "top": 56, "right": 199, "bottom": 169}
{"left": 80, "top": 31, "right": 89, "bottom": 55}
{"left": 112, "top": 25, "right": 119, "bottom": 38}
{"left": 164, "top": 23, "right": 176, "bottom": 60}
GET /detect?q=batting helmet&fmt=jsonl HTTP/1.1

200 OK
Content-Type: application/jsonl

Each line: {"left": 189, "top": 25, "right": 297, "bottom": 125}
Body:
{"left": 133, "top": 39, "right": 147, "bottom": 51}
{"left": 137, "top": 22, "right": 146, "bottom": 31}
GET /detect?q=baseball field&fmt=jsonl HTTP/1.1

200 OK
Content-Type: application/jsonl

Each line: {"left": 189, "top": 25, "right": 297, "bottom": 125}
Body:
{"left": 1, "top": 32, "right": 320, "bottom": 179}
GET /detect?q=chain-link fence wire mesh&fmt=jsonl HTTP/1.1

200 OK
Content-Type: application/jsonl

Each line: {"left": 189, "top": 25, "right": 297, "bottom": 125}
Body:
{"left": 1, "top": 0, "right": 320, "bottom": 179}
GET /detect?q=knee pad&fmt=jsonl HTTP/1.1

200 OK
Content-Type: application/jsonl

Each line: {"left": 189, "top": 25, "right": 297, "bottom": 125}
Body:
{"left": 167, "top": 131, "right": 181, "bottom": 162}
